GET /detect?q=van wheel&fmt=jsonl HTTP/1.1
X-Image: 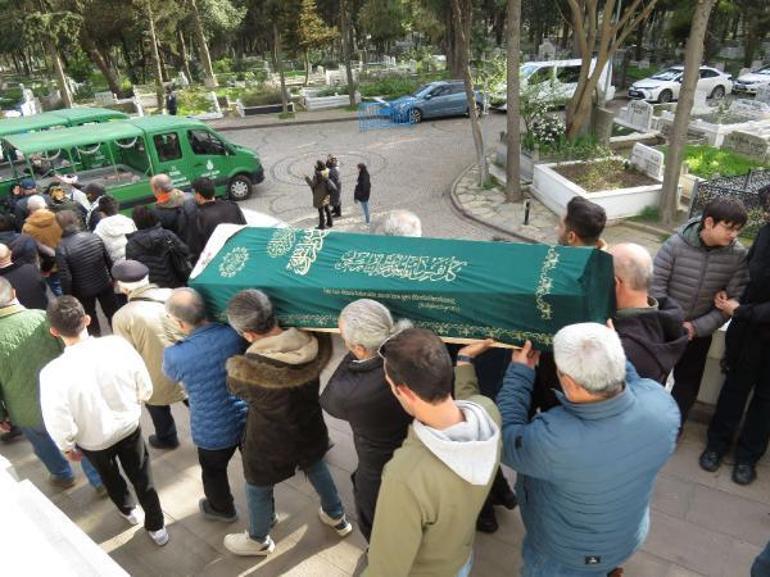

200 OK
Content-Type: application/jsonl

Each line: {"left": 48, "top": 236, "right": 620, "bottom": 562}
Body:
{"left": 408, "top": 108, "right": 423, "bottom": 124}
{"left": 228, "top": 175, "right": 253, "bottom": 201}
{"left": 658, "top": 89, "right": 673, "bottom": 103}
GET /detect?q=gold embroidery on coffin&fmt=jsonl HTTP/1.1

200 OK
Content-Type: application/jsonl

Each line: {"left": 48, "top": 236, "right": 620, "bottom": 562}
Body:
{"left": 334, "top": 251, "right": 468, "bottom": 282}
{"left": 535, "top": 246, "right": 559, "bottom": 321}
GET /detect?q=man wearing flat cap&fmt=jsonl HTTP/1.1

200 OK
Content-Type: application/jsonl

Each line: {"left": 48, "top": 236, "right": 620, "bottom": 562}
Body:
{"left": 111, "top": 260, "right": 187, "bottom": 450}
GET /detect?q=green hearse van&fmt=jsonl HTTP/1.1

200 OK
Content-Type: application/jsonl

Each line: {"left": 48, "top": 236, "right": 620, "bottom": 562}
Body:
{"left": 1, "top": 116, "right": 264, "bottom": 205}
{"left": 0, "top": 108, "right": 129, "bottom": 193}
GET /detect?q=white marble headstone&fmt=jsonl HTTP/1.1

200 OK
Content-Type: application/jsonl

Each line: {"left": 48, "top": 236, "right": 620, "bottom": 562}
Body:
{"left": 94, "top": 91, "right": 116, "bottom": 106}
{"left": 756, "top": 84, "right": 770, "bottom": 105}
{"left": 629, "top": 143, "right": 665, "bottom": 180}
{"left": 730, "top": 98, "right": 770, "bottom": 118}
{"left": 617, "top": 99, "right": 654, "bottom": 132}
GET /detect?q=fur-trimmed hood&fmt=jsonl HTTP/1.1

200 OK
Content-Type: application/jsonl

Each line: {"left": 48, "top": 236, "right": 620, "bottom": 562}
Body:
{"left": 227, "top": 330, "right": 332, "bottom": 391}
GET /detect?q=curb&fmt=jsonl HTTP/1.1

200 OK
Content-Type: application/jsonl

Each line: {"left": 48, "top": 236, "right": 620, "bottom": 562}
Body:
{"left": 448, "top": 161, "right": 542, "bottom": 244}
{"left": 208, "top": 114, "right": 359, "bottom": 132}
{"left": 621, "top": 219, "right": 675, "bottom": 237}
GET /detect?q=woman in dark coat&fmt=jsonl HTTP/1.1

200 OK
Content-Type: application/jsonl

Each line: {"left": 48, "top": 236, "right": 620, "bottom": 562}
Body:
{"left": 320, "top": 299, "right": 413, "bottom": 541}
{"left": 305, "top": 160, "right": 335, "bottom": 230}
{"left": 125, "top": 206, "right": 191, "bottom": 288}
{"left": 354, "top": 163, "right": 371, "bottom": 224}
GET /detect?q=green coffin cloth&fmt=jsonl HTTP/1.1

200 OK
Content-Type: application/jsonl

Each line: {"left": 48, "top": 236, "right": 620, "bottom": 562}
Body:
{"left": 189, "top": 227, "right": 615, "bottom": 349}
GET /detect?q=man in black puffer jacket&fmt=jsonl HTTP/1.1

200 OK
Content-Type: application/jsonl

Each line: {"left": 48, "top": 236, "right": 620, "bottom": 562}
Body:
{"left": 610, "top": 243, "right": 689, "bottom": 384}
{"left": 125, "top": 206, "right": 191, "bottom": 289}
{"left": 54, "top": 210, "right": 117, "bottom": 335}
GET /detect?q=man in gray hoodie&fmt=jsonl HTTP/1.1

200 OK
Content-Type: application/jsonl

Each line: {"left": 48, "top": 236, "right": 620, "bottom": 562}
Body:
{"left": 652, "top": 198, "right": 749, "bottom": 426}
{"left": 364, "top": 328, "right": 501, "bottom": 577}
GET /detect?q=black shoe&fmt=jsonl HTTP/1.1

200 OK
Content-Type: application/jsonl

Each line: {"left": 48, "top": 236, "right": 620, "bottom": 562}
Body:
{"left": 316, "top": 226, "right": 326, "bottom": 230}
{"left": 148, "top": 434, "right": 179, "bottom": 450}
{"left": 698, "top": 448, "right": 723, "bottom": 472}
{"left": 1, "top": 425, "right": 23, "bottom": 443}
{"left": 199, "top": 498, "right": 238, "bottom": 523}
{"left": 475, "top": 507, "right": 498, "bottom": 534}
{"left": 494, "top": 488, "right": 518, "bottom": 510}
{"left": 732, "top": 462, "right": 757, "bottom": 486}
{"left": 326, "top": 221, "right": 333, "bottom": 228}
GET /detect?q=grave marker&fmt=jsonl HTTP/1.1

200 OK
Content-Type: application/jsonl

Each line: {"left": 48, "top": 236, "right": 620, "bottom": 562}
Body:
{"left": 629, "top": 143, "right": 665, "bottom": 180}
{"left": 724, "top": 129, "right": 770, "bottom": 163}
{"left": 756, "top": 84, "right": 770, "bottom": 105}
{"left": 616, "top": 99, "right": 654, "bottom": 132}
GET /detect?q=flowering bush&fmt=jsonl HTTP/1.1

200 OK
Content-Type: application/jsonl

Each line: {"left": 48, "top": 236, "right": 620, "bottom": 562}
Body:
{"left": 529, "top": 114, "right": 565, "bottom": 147}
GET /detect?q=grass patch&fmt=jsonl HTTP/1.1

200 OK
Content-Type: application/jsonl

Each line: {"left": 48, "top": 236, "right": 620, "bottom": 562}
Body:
{"left": 482, "top": 175, "right": 500, "bottom": 190}
{"left": 277, "top": 111, "right": 295, "bottom": 120}
{"left": 660, "top": 144, "right": 770, "bottom": 180}
{"left": 630, "top": 206, "right": 661, "bottom": 222}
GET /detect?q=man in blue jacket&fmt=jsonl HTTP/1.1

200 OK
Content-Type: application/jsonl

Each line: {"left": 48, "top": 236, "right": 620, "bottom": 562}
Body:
{"left": 496, "top": 323, "right": 679, "bottom": 576}
{"left": 163, "top": 287, "right": 248, "bottom": 523}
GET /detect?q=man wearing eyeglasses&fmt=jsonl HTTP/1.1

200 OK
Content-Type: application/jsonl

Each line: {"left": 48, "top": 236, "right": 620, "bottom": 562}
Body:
{"left": 364, "top": 328, "right": 502, "bottom": 577}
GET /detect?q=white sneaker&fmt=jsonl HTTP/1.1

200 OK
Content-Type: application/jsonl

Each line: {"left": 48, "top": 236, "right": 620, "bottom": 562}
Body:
{"left": 120, "top": 506, "right": 144, "bottom": 526}
{"left": 318, "top": 508, "right": 353, "bottom": 537}
{"left": 224, "top": 531, "right": 275, "bottom": 556}
{"left": 148, "top": 527, "right": 169, "bottom": 546}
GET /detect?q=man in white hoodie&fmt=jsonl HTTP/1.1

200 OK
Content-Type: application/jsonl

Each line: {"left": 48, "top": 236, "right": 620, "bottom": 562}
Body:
{"left": 364, "top": 328, "right": 502, "bottom": 577}
{"left": 39, "top": 296, "right": 169, "bottom": 546}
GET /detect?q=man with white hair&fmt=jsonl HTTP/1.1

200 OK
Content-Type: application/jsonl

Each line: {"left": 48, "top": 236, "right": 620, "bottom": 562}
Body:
{"left": 320, "top": 299, "right": 413, "bottom": 542}
{"left": 372, "top": 209, "right": 422, "bottom": 237}
{"left": 492, "top": 324, "right": 679, "bottom": 577}
{"left": 111, "top": 260, "right": 186, "bottom": 450}
{"left": 610, "top": 243, "right": 688, "bottom": 384}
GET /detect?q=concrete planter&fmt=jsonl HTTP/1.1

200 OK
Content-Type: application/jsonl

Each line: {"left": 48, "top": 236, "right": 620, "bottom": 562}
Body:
{"left": 236, "top": 101, "right": 294, "bottom": 117}
{"left": 531, "top": 159, "right": 663, "bottom": 220}
{"left": 304, "top": 92, "right": 360, "bottom": 111}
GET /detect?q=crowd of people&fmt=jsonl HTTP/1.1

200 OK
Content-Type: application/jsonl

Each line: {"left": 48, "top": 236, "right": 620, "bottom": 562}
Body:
{"left": 1, "top": 175, "right": 770, "bottom": 576}
{"left": 306, "top": 155, "right": 373, "bottom": 228}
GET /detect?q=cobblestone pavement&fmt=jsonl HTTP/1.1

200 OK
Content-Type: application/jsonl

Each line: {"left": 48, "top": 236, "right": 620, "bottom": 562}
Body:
{"left": 2, "top": 111, "right": 768, "bottom": 577}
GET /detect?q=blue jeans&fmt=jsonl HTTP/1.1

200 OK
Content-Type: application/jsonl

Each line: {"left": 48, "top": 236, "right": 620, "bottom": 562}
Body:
{"left": 246, "top": 459, "right": 344, "bottom": 541}
{"left": 521, "top": 537, "right": 607, "bottom": 577}
{"left": 45, "top": 273, "right": 63, "bottom": 297}
{"left": 21, "top": 425, "right": 102, "bottom": 487}
{"left": 753, "top": 541, "right": 770, "bottom": 577}
{"left": 358, "top": 200, "right": 370, "bottom": 224}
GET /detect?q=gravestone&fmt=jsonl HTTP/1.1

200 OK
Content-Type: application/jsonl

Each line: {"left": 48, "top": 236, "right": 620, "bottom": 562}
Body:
{"left": 617, "top": 99, "right": 654, "bottom": 132}
{"left": 724, "top": 129, "right": 770, "bottom": 162}
{"left": 637, "top": 58, "right": 650, "bottom": 69}
{"left": 756, "top": 84, "right": 770, "bottom": 105}
{"left": 94, "top": 91, "right": 117, "bottom": 106}
{"left": 537, "top": 40, "right": 556, "bottom": 61}
{"left": 693, "top": 88, "right": 710, "bottom": 114}
{"left": 629, "top": 143, "right": 665, "bottom": 180}
{"left": 730, "top": 98, "right": 770, "bottom": 118}
{"left": 752, "top": 60, "right": 764, "bottom": 71}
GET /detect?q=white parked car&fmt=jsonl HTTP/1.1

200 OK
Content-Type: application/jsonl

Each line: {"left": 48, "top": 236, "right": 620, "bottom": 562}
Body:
{"left": 733, "top": 64, "right": 770, "bottom": 96}
{"left": 490, "top": 58, "right": 614, "bottom": 110}
{"left": 628, "top": 66, "right": 733, "bottom": 103}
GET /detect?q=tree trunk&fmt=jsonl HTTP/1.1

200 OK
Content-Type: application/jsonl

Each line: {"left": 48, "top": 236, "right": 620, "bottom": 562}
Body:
{"left": 273, "top": 22, "right": 289, "bottom": 115}
{"left": 50, "top": 45, "right": 73, "bottom": 108}
{"left": 84, "top": 39, "right": 123, "bottom": 97}
{"left": 660, "top": 0, "right": 717, "bottom": 227}
{"left": 178, "top": 30, "right": 193, "bottom": 83}
{"left": 743, "top": 13, "right": 759, "bottom": 69}
{"left": 189, "top": 0, "right": 218, "bottom": 87}
{"left": 146, "top": 0, "right": 165, "bottom": 111}
{"left": 157, "top": 44, "right": 170, "bottom": 82}
{"left": 506, "top": 0, "right": 522, "bottom": 202}
{"left": 451, "top": 0, "right": 487, "bottom": 187}
{"left": 340, "top": 0, "right": 357, "bottom": 107}
{"left": 635, "top": 18, "right": 645, "bottom": 60}
{"left": 304, "top": 49, "right": 310, "bottom": 86}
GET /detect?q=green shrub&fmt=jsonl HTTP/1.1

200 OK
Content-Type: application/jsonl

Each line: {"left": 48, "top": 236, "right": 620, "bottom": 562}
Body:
{"left": 177, "top": 89, "right": 214, "bottom": 116}
{"left": 213, "top": 57, "right": 233, "bottom": 74}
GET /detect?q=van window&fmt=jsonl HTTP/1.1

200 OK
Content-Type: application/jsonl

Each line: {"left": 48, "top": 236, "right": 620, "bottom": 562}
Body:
{"left": 153, "top": 133, "right": 181, "bottom": 162}
{"left": 188, "top": 129, "right": 227, "bottom": 156}
{"left": 557, "top": 65, "right": 581, "bottom": 84}
{"left": 528, "top": 67, "right": 552, "bottom": 84}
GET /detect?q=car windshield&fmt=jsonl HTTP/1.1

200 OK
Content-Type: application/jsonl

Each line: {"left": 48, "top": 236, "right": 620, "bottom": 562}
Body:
{"left": 651, "top": 68, "right": 682, "bottom": 81}
{"left": 520, "top": 64, "right": 540, "bottom": 78}
{"left": 412, "top": 84, "right": 435, "bottom": 98}
{"left": 756, "top": 66, "right": 770, "bottom": 76}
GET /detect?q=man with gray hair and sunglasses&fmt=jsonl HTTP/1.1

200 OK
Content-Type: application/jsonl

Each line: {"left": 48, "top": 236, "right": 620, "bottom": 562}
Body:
{"left": 493, "top": 324, "right": 679, "bottom": 577}
{"left": 320, "top": 299, "right": 413, "bottom": 542}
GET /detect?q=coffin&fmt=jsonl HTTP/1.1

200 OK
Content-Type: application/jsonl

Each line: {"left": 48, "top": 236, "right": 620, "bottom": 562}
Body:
{"left": 189, "top": 227, "right": 615, "bottom": 349}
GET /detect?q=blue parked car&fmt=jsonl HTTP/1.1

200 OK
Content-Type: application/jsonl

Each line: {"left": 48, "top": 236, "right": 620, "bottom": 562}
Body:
{"left": 385, "top": 80, "right": 487, "bottom": 124}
